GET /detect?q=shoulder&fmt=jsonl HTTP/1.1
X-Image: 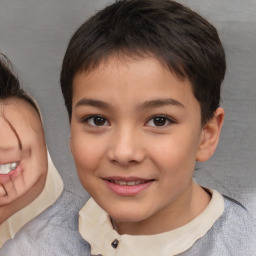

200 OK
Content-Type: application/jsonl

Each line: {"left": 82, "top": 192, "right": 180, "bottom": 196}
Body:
{"left": 210, "top": 196, "right": 256, "bottom": 253}
{"left": 220, "top": 195, "right": 256, "bottom": 233}
{"left": 210, "top": 196, "right": 256, "bottom": 255}
{"left": 181, "top": 195, "right": 256, "bottom": 256}
{"left": 0, "top": 190, "right": 91, "bottom": 256}
{"left": 218, "top": 195, "right": 256, "bottom": 239}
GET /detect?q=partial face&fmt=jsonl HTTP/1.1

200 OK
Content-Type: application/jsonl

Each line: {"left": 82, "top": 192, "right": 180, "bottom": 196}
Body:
{"left": 70, "top": 56, "right": 207, "bottom": 233}
{"left": 0, "top": 99, "right": 47, "bottom": 206}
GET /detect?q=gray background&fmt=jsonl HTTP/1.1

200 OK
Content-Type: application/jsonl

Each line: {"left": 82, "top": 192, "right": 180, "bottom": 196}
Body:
{"left": 0, "top": 0, "right": 255, "bottom": 217}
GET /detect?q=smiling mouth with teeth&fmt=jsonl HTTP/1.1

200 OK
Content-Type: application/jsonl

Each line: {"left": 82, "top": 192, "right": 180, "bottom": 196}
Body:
{"left": 106, "top": 179, "right": 153, "bottom": 186}
{"left": 110, "top": 180, "right": 146, "bottom": 186}
{"left": 0, "top": 162, "right": 20, "bottom": 175}
{"left": 103, "top": 177, "right": 154, "bottom": 195}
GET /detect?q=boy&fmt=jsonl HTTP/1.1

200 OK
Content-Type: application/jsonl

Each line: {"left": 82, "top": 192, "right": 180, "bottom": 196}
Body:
{"left": 60, "top": 0, "right": 256, "bottom": 255}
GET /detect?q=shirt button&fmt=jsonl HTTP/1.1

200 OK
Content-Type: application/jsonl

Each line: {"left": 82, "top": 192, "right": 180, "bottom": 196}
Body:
{"left": 111, "top": 239, "right": 119, "bottom": 249}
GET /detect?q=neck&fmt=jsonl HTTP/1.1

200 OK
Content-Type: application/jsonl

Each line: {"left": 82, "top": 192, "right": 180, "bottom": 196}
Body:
{"left": 112, "top": 183, "right": 211, "bottom": 235}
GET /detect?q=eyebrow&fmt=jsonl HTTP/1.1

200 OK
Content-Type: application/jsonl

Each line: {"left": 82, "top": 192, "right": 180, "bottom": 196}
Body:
{"left": 138, "top": 98, "right": 185, "bottom": 110}
{"left": 75, "top": 98, "right": 111, "bottom": 109}
{"left": 75, "top": 97, "right": 184, "bottom": 111}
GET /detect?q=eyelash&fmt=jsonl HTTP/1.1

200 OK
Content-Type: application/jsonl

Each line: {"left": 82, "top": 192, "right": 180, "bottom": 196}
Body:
{"left": 82, "top": 115, "right": 110, "bottom": 127}
{"left": 81, "top": 114, "right": 175, "bottom": 128}
{"left": 145, "top": 115, "right": 175, "bottom": 127}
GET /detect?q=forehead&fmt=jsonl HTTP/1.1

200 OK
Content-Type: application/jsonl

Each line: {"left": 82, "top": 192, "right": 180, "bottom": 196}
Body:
{"left": 73, "top": 55, "right": 196, "bottom": 106}
{"left": 75, "top": 52, "right": 186, "bottom": 86}
{"left": 0, "top": 99, "right": 42, "bottom": 133}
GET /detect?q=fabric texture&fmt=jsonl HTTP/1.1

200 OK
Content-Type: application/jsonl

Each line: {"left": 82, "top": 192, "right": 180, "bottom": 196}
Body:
{"left": 1, "top": 188, "right": 255, "bottom": 255}
{"left": 0, "top": 189, "right": 91, "bottom": 256}
{"left": 179, "top": 196, "right": 256, "bottom": 256}
{"left": 79, "top": 189, "right": 224, "bottom": 256}
{"left": 79, "top": 190, "right": 256, "bottom": 256}
{"left": 0, "top": 151, "right": 63, "bottom": 248}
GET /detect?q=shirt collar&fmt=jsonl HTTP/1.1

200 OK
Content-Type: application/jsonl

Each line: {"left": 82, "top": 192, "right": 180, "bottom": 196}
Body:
{"left": 0, "top": 151, "right": 63, "bottom": 247}
{"left": 79, "top": 189, "right": 224, "bottom": 256}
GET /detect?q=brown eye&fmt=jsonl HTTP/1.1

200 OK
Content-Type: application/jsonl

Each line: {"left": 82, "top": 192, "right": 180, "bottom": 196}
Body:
{"left": 93, "top": 116, "right": 106, "bottom": 126}
{"left": 153, "top": 117, "right": 167, "bottom": 126}
{"left": 83, "top": 115, "right": 109, "bottom": 127}
{"left": 146, "top": 115, "right": 174, "bottom": 127}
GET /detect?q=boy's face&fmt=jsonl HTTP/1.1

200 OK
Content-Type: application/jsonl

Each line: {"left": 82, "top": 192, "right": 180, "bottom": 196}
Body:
{"left": 0, "top": 100, "right": 47, "bottom": 206}
{"left": 70, "top": 56, "right": 218, "bottom": 233}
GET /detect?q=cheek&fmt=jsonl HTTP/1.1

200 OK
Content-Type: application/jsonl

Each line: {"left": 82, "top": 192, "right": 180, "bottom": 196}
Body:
{"left": 70, "top": 136, "right": 107, "bottom": 194}
{"left": 31, "top": 134, "right": 48, "bottom": 165}
{"left": 70, "top": 135, "right": 105, "bottom": 174}
{"left": 34, "top": 145, "right": 48, "bottom": 175}
{"left": 23, "top": 141, "right": 48, "bottom": 184}
{"left": 150, "top": 132, "right": 199, "bottom": 173}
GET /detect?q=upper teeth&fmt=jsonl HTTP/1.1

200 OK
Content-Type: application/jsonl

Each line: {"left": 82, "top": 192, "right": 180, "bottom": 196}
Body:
{"left": 110, "top": 180, "right": 146, "bottom": 186}
{"left": 0, "top": 162, "right": 19, "bottom": 174}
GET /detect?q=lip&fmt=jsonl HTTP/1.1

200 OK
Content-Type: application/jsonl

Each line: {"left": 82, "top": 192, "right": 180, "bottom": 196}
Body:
{"left": 103, "top": 176, "right": 155, "bottom": 196}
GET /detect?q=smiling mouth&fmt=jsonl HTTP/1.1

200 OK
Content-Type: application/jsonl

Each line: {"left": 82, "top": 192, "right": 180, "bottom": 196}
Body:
{"left": 0, "top": 162, "right": 20, "bottom": 174}
{"left": 103, "top": 177, "right": 154, "bottom": 196}
{"left": 104, "top": 178, "right": 155, "bottom": 186}
{"left": 109, "top": 180, "right": 148, "bottom": 186}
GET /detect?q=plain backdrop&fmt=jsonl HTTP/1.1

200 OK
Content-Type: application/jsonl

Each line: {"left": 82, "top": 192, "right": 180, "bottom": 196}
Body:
{"left": 0, "top": 0, "right": 255, "bottom": 217}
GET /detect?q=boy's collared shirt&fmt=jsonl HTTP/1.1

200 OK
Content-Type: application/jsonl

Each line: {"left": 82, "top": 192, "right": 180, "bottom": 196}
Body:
{"left": 79, "top": 189, "right": 224, "bottom": 256}
{"left": 0, "top": 152, "right": 63, "bottom": 248}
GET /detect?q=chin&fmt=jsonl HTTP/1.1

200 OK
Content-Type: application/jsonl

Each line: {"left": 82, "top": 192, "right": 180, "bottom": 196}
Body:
{"left": 106, "top": 204, "right": 150, "bottom": 223}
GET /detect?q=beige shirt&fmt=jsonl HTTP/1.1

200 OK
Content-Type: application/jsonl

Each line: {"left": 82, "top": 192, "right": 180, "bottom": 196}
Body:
{"left": 79, "top": 189, "right": 224, "bottom": 256}
{"left": 0, "top": 152, "right": 63, "bottom": 248}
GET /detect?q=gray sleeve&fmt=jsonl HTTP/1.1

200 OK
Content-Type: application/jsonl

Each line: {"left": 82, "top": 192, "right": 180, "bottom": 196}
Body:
{"left": 0, "top": 190, "right": 91, "bottom": 256}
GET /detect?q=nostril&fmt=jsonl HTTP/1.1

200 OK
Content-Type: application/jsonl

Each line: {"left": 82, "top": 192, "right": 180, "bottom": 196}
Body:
{"left": 107, "top": 134, "right": 146, "bottom": 165}
{"left": 110, "top": 158, "right": 143, "bottom": 167}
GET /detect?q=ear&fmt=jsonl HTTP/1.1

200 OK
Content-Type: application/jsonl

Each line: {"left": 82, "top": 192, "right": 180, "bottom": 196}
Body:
{"left": 196, "top": 107, "right": 225, "bottom": 162}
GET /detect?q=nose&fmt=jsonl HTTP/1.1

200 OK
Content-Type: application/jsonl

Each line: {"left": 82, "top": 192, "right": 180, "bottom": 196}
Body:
{"left": 107, "top": 127, "right": 146, "bottom": 166}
